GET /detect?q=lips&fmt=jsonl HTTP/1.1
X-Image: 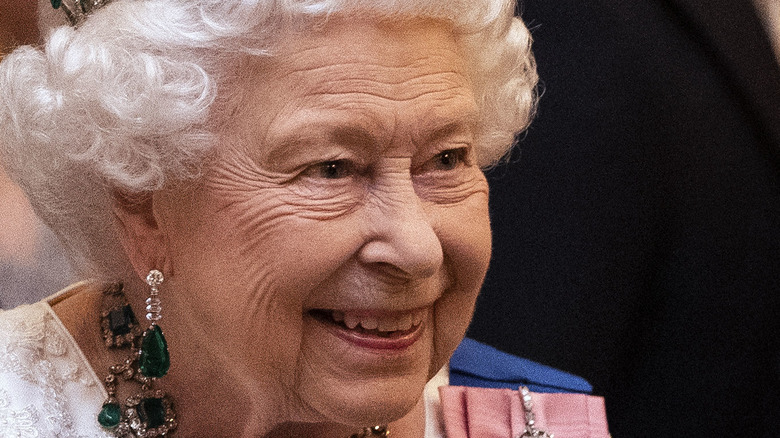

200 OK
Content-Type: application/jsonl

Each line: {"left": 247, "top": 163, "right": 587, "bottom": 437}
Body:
{"left": 309, "top": 308, "right": 426, "bottom": 345}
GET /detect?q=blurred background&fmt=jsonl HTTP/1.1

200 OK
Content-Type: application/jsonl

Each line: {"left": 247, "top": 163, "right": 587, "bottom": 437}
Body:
{"left": 469, "top": 1, "right": 780, "bottom": 437}
{"left": 0, "top": 0, "right": 74, "bottom": 309}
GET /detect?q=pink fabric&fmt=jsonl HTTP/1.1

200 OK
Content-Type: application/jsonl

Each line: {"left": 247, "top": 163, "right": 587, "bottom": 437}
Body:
{"left": 439, "top": 386, "right": 610, "bottom": 438}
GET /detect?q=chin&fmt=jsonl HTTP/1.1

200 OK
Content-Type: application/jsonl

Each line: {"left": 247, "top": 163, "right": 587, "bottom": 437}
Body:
{"left": 298, "top": 367, "right": 431, "bottom": 428}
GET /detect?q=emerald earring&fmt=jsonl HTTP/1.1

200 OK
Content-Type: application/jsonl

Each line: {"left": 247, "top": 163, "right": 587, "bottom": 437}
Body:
{"left": 97, "top": 270, "right": 177, "bottom": 437}
{"left": 140, "top": 270, "right": 170, "bottom": 378}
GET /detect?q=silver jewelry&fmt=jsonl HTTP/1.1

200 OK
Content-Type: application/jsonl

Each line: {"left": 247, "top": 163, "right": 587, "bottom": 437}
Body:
{"left": 518, "top": 386, "right": 554, "bottom": 438}
{"left": 50, "top": 0, "right": 114, "bottom": 26}
{"left": 101, "top": 282, "right": 142, "bottom": 348}
{"left": 97, "top": 271, "right": 177, "bottom": 437}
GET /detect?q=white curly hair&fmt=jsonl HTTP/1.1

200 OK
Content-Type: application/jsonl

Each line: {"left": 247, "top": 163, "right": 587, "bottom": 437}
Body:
{"left": 0, "top": 0, "right": 537, "bottom": 277}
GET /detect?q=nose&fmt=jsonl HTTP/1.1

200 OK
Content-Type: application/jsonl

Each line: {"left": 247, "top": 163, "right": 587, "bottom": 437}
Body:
{"left": 357, "top": 182, "right": 444, "bottom": 281}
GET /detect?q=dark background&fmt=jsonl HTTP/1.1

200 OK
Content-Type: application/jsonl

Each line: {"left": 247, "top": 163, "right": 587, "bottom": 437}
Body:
{"left": 468, "top": 1, "right": 780, "bottom": 437}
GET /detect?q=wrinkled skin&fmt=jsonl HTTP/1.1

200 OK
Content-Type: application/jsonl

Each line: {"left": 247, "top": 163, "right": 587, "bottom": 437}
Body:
{"left": 119, "top": 18, "right": 492, "bottom": 437}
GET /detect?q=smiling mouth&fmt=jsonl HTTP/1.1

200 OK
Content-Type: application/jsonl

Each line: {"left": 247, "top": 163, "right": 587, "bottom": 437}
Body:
{"left": 308, "top": 309, "right": 425, "bottom": 339}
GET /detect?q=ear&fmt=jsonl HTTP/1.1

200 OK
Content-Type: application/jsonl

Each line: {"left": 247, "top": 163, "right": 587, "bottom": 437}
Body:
{"left": 112, "top": 190, "right": 170, "bottom": 281}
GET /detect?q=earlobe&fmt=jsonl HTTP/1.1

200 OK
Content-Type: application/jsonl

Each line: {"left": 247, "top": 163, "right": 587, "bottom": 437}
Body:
{"left": 112, "top": 190, "right": 169, "bottom": 281}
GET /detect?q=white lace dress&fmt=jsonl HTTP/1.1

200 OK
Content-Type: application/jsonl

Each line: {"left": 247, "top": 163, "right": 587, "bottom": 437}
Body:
{"left": 0, "top": 295, "right": 110, "bottom": 438}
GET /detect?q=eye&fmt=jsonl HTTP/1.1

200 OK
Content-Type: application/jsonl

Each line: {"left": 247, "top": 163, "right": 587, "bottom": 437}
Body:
{"left": 424, "top": 148, "right": 470, "bottom": 172}
{"left": 438, "top": 149, "right": 463, "bottom": 170}
{"left": 304, "top": 159, "right": 357, "bottom": 180}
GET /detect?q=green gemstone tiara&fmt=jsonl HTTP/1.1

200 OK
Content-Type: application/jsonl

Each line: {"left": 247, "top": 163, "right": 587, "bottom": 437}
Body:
{"left": 50, "top": 0, "right": 114, "bottom": 26}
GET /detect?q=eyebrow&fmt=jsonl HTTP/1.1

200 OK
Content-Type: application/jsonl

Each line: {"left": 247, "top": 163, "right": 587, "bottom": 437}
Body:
{"left": 265, "top": 107, "right": 478, "bottom": 162}
{"left": 264, "top": 123, "right": 381, "bottom": 165}
{"left": 423, "top": 116, "right": 478, "bottom": 144}
{"left": 328, "top": 125, "right": 380, "bottom": 150}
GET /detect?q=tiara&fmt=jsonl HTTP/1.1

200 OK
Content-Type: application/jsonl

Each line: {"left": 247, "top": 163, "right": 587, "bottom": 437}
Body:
{"left": 50, "top": 0, "right": 114, "bottom": 26}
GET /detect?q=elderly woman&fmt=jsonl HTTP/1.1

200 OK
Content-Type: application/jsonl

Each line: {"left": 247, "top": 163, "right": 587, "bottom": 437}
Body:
{"left": 0, "top": 0, "right": 609, "bottom": 437}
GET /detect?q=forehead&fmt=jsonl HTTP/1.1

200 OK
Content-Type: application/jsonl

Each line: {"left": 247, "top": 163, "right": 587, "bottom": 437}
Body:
{"left": 270, "top": 19, "right": 468, "bottom": 95}
{"left": 225, "top": 18, "right": 478, "bottom": 156}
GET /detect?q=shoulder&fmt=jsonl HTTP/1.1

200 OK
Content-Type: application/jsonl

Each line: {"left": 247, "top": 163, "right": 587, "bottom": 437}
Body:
{"left": 0, "top": 300, "right": 50, "bottom": 350}
{"left": 0, "top": 298, "right": 109, "bottom": 437}
{"left": 449, "top": 337, "right": 593, "bottom": 394}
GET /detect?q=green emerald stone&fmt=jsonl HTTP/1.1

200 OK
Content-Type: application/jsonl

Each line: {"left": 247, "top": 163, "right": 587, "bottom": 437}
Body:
{"left": 97, "top": 402, "right": 121, "bottom": 428}
{"left": 138, "top": 397, "right": 166, "bottom": 429}
{"left": 139, "top": 325, "right": 170, "bottom": 378}
{"left": 50, "top": 0, "right": 62, "bottom": 9}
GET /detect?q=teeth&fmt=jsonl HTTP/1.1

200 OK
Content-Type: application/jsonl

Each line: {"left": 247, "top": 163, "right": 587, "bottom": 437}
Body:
{"left": 376, "top": 317, "right": 395, "bottom": 332}
{"left": 332, "top": 309, "right": 426, "bottom": 332}
{"left": 360, "top": 316, "right": 378, "bottom": 330}
{"left": 344, "top": 314, "right": 360, "bottom": 329}
{"left": 397, "top": 314, "right": 413, "bottom": 331}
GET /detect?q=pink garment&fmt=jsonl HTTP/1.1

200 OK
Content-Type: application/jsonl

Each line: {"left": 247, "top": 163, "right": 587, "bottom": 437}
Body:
{"left": 439, "top": 386, "right": 610, "bottom": 438}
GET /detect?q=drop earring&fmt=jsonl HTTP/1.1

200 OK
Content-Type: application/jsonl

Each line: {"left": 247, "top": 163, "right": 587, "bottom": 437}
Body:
{"left": 139, "top": 270, "right": 170, "bottom": 379}
{"left": 97, "top": 270, "right": 177, "bottom": 437}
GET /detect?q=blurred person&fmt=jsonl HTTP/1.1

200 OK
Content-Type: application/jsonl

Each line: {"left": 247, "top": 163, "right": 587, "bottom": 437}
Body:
{"left": 469, "top": 0, "right": 780, "bottom": 437}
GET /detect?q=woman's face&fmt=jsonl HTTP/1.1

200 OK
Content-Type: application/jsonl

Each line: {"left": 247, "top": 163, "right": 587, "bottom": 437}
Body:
{"left": 156, "top": 19, "right": 491, "bottom": 427}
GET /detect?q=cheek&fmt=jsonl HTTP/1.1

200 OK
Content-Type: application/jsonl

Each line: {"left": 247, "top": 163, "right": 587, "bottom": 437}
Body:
{"left": 160, "top": 181, "right": 366, "bottom": 371}
{"left": 430, "top": 191, "right": 491, "bottom": 371}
